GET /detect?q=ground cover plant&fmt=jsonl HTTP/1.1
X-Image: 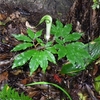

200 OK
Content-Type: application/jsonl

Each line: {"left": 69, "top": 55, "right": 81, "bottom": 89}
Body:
{"left": 11, "top": 15, "right": 91, "bottom": 76}
{"left": 0, "top": 85, "right": 32, "bottom": 100}
{"left": 0, "top": 13, "right": 98, "bottom": 100}
{"left": 0, "top": 1, "right": 100, "bottom": 99}
{"left": 8, "top": 15, "right": 100, "bottom": 99}
{"left": 92, "top": 0, "right": 100, "bottom": 9}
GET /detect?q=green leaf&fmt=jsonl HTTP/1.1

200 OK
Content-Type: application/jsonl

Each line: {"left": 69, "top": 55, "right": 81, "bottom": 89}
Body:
{"left": 94, "top": 75, "right": 100, "bottom": 94}
{"left": 61, "top": 37, "right": 100, "bottom": 76}
{"left": 12, "top": 50, "right": 35, "bottom": 68}
{"left": 36, "top": 38, "right": 45, "bottom": 47}
{"left": 61, "top": 63, "right": 85, "bottom": 76}
{"left": 29, "top": 51, "right": 48, "bottom": 75}
{"left": 46, "top": 46, "right": 57, "bottom": 54}
{"left": 27, "top": 28, "right": 35, "bottom": 39}
{"left": 89, "top": 37, "right": 100, "bottom": 59}
{"left": 84, "top": 37, "right": 100, "bottom": 65}
{"left": 66, "top": 42, "right": 91, "bottom": 67}
{"left": 55, "top": 20, "right": 63, "bottom": 28}
{"left": 44, "top": 50, "right": 56, "bottom": 64}
{"left": 64, "top": 32, "right": 83, "bottom": 42}
{"left": 62, "top": 24, "right": 72, "bottom": 35}
{"left": 0, "top": 21, "right": 5, "bottom": 25}
{"left": 0, "top": 85, "right": 32, "bottom": 100}
{"left": 29, "top": 51, "right": 40, "bottom": 75}
{"left": 35, "top": 30, "right": 42, "bottom": 38}
{"left": 11, "top": 43, "right": 33, "bottom": 51}
{"left": 93, "top": 0, "right": 97, "bottom": 3}
{"left": 54, "top": 44, "right": 67, "bottom": 59}
{"left": 51, "top": 21, "right": 72, "bottom": 39}
{"left": 51, "top": 20, "right": 64, "bottom": 38}
{"left": 45, "top": 41, "right": 53, "bottom": 47}
{"left": 38, "top": 51, "right": 48, "bottom": 72}
{"left": 56, "top": 38, "right": 65, "bottom": 44}
{"left": 12, "top": 34, "right": 32, "bottom": 42}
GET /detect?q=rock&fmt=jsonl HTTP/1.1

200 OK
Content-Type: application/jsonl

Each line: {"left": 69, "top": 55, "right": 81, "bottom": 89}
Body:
{"left": 0, "top": 0, "right": 74, "bottom": 22}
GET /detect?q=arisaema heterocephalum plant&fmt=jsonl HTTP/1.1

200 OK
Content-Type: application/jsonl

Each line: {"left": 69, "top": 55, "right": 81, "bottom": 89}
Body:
{"left": 11, "top": 15, "right": 56, "bottom": 75}
{"left": 11, "top": 15, "right": 93, "bottom": 76}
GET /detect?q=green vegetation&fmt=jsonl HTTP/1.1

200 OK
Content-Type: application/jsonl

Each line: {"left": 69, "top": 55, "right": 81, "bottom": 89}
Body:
{"left": 61, "top": 37, "right": 100, "bottom": 75}
{"left": 92, "top": 0, "right": 100, "bottom": 9}
{"left": 94, "top": 75, "right": 100, "bottom": 94}
{"left": 38, "top": 15, "right": 52, "bottom": 41}
{"left": 27, "top": 81, "right": 72, "bottom": 100}
{"left": 11, "top": 15, "right": 92, "bottom": 75}
{"left": 0, "top": 84, "right": 32, "bottom": 100}
{"left": 78, "top": 92, "right": 87, "bottom": 100}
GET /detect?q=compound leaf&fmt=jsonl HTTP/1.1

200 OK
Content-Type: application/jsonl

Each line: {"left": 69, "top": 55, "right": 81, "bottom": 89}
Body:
{"left": 11, "top": 43, "right": 33, "bottom": 51}
{"left": 61, "top": 37, "right": 100, "bottom": 76}
{"left": 64, "top": 32, "right": 83, "bottom": 42}
{"left": 29, "top": 50, "right": 48, "bottom": 75}
{"left": 62, "top": 24, "right": 72, "bottom": 35}
{"left": 12, "top": 50, "right": 35, "bottom": 68}
{"left": 66, "top": 42, "right": 91, "bottom": 67}
{"left": 55, "top": 20, "right": 63, "bottom": 28}
{"left": 54, "top": 44, "right": 67, "bottom": 59}
{"left": 12, "top": 34, "right": 32, "bottom": 42}
{"left": 51, "top": 20, "right": 63, "bottom": 38}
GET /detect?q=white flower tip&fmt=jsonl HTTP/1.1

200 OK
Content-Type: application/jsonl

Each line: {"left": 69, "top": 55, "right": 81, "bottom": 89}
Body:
{"left": 45, "top": 35, "right": 50, "bottom": 41}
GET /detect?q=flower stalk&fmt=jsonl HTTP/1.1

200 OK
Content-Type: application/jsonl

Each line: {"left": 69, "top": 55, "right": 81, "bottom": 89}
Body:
{"left": 38, "top": 15, "right": 52, "bottom": 41}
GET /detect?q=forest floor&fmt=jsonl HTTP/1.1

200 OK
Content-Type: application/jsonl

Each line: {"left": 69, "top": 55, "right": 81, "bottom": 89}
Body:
{"left": 0, "top": 2, "right": 100, "bottom": 100}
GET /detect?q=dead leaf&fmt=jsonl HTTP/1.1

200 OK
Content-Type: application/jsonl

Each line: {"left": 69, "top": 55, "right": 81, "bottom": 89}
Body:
{"left": 20, "top": 78, "right": 28, "bottom": 85}
{"left": 10, "top": 70, "right": 23, "bottom": 75}
{"left": 95, "top": 58, "right": 100, "bottom": 65}
{"left": 25, "top": 21, "right": 37, "bottom": 32}
{"left": 0, "top": 71, "right": 8, "bottom": 83}
{"left": 0, "top": 13, "right": 7, "bottom": 20}
{"left": 9, "top": 11, "right": 20, "bottom": 19}
{"left": 28, "top": 91, "right": 39, "bottom": 98}
{"left": 93, "top": 65, "right": 98, "bottom": 76}
{"left": 40, "top": 96, "right": 46, "bottom": 100}
{"left": 85, "top": 84, "right": 97, "bottom": 100}
{"left": 0, "top": 53, "right": 13, "bottom": 60}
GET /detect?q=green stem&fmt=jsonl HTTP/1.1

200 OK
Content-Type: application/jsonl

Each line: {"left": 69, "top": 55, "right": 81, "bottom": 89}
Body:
{"left": 27, "top": 81, "right": 72, "bottom": 100}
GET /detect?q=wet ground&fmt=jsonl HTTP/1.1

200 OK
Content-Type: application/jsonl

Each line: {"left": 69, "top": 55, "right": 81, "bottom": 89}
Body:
{"left": 0, "top": 3, "right": 100, "bottom": 100}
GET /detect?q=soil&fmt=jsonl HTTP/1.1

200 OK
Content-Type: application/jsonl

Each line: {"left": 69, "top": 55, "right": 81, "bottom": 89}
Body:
{"left": 0, "top": 0, "right": 100, "bottom": 100}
